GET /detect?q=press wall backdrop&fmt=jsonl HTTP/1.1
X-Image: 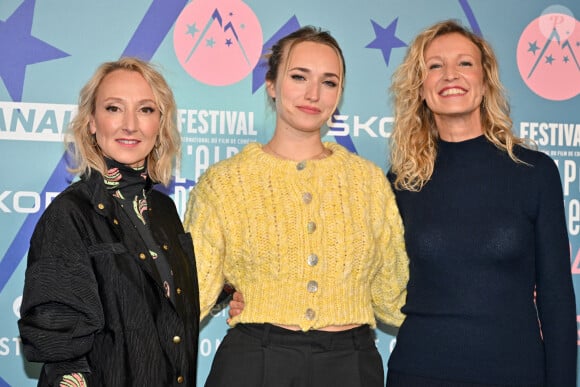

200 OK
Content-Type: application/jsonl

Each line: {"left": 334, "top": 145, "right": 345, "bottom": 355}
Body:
{"left": 1, "top": 0, "right": 579, "bottom": 385}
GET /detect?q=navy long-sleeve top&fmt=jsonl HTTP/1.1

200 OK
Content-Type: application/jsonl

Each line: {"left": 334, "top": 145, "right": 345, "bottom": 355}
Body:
{"left": 387, "top": 135, "right": 576, "bottom": 386}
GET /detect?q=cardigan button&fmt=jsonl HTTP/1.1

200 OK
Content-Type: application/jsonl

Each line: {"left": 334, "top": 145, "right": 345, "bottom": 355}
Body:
{"left": 305, "top": 308, "right": 315, "bottom": 320}
{"left": 177, "top": 376, "right": 184, "bottom": 384}
{"left": 173, "top": 336, "right": 181, "bottom": 344}
{"left": 302, "top": 192, "right": 312, "bottom": 204}
{"left": 113, "top": 219, "right": 119, "bottom": 225}
{"left": 97, "top": 203, "right": 105, "bottom": 210}
{"left": 139, "top": 253, "right": 147, "bottom": 260}
{"left": 307, "top": 280, "right": 318, "bottom": 293}
{"left": 162, "top": 244, "right": 169, "bottom": 251}
{"left": 296, "top": 161, "right": 306, "bottom": 171}
{"left": 307, "top": 254, "right": 318, "bottom": 266}
{"left": 176, "top": 288, "right": 182, "bottom": 295}
{"left": 307, "top": 221, "right": 316, "bottom": 233}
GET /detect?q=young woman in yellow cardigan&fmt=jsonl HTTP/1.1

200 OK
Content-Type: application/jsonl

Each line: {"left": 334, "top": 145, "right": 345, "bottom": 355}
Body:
{"left": 184, "top": 26, "right": 408, "bottom": 387}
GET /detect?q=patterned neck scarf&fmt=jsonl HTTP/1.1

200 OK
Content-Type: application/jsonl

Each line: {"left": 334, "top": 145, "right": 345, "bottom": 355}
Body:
{"left": 103, "top": 158, "right": 149, "bottom": 224}
{"left": 103, "top": 158, "right": 175, "bottom": 301}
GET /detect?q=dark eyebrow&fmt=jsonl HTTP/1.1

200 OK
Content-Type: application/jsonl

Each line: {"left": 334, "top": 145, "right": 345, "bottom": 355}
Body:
{"left": 289, "top": 66, "right": 339, "bottom": 79}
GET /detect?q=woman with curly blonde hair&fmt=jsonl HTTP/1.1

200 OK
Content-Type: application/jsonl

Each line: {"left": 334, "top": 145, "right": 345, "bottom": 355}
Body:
{"left": 386, "top": 20, "right": 576, "bottom": 386}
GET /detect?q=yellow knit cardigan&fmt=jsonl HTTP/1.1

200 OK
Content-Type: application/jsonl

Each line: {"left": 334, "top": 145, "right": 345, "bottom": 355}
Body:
{"left": 183, "top": 142, "right": 409, "bottom": 331}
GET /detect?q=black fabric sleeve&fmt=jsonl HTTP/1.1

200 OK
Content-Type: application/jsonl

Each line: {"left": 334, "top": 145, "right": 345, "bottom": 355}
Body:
{"left": 18, "top": 197, "right": 103, "bottom": 384}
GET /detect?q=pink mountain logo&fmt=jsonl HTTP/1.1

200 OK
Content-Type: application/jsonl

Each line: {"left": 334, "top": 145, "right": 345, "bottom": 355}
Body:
{"left": 516, "top": 6, "right": 580, "bottom": 101}
{"left": 173, "top": 0, "right": 263, "bottom": 86}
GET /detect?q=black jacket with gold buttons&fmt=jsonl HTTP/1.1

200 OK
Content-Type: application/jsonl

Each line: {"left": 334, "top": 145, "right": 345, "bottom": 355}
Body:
{"left": 18, "top": 170, "right": 200, "bottom": 386}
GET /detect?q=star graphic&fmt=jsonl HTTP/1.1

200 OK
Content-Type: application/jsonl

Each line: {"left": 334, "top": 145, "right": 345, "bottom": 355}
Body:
{"left": 563, "top": 55, "right": 570, "bottom": 63}
{"left": 366, "top": 17, "right": 407, "bottom": 66}
{"left": 545, "top": 54, "right": 555, "bottom": 64}
{"left": 0, "top": 0, "right": 69, "bottom": 101}
{"left": 527, "top": 41, "right": 539, "bottom": 55}
{"left": 206, "top": 37, "right": 215, "bottom": 47}
{"left": 225, "top": 38, "right": 233, "bottom": 47}
{"left": 186, "top": 23, "right": 199, "bottom": 38}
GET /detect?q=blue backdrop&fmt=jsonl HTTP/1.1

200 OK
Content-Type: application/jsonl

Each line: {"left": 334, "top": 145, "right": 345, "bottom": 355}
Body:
{"left": 1, "top": 1, "right": 579, "bottom": 385}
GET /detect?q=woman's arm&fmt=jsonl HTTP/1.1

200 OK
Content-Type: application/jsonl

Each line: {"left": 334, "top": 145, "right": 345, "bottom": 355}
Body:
{"left": 18, "top": 199, "right": 103, "bottom": 385}
{"left": 183, "top": 173, "right": 227, "bottom": 320}
{"left": 533, "top": 156, "right": 577, "bottom": 387}
{"left": 371, "top": 177, "right": 409, "bottom": 327}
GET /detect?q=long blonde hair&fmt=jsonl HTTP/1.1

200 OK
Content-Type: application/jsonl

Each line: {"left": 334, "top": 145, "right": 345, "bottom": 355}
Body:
{"left": 390, "top": 20, "right": 526, "bottom": 191}
{"left": 66, "top": 57, "right": 179, "bottom": 186}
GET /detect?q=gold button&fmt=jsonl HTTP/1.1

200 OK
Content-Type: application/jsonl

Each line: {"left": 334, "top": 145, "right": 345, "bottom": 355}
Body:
{"left": 177, "top": 376, "right": 184, "bottom": 384}
{"left": 296, "top": 161, "right": 306, "bottom": 171}
{"left": 173, "top": 336, "right": 181, "bottom": 344}
{"left": 97, "top": 203, "right": 105, "bottom": 210}
{"left": 139, "top": 253, "right": 147, "bottom": 260}
{"left": 307, "top": 280, "right": 318, "bottom": 293}
{"left": 176, "top": 288, "right": 182, "bottom": 295}
{"left": 305, "top": 308, "right": 315, "bottom": 320}
{"left": 302, "top": 192, "right": 312, "bottom": 204}
{"left": 113, "top": 219, "right": 119, "bottom": 225}
{"left": 307, "top": 254, "right": 318, "bottom": 266}
{"left": 307, "top": 221, "right": 316, "bottom": 233}
{"left": 163, "top": 244, "right": 169, "bottom": 251}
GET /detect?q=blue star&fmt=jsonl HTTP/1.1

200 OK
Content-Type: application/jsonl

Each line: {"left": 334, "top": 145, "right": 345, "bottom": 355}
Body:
{"left": 545, "top": 54, "right": 555, "bottom": 64}
{"left": 206, "top": 37, "right": 215, "bottom": 47}
{"left": 225, "top": 38, "right": 233, "bottom": 47}
{"left": 563, "top": 55, "right": 570, "bottom": 63}
{"left": 0, "top": 0, "right": 69, "bottom": 101}
{"left": 527, "top": 41, "right": 539, "bottom": 55}
{"left": 366, "top": 18, "right": 407, "bottom": 66}
{"left": 187, "top": 23, "right": 199, "bottom": 38}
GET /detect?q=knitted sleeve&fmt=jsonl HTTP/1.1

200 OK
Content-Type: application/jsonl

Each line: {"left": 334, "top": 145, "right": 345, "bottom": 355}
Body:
{"left": 532, "top": 154, "right": 577, "bottom": 386}
{"left": 371, "top": 175, "right": 409, "bottom": 327}
{"left": 183, "top": 172, "right": 226, "bottom": 320}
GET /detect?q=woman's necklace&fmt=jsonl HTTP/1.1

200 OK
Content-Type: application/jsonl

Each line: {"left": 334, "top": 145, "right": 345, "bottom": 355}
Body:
{"left": 265, "top": 143, "right": 331, "bottom": 161}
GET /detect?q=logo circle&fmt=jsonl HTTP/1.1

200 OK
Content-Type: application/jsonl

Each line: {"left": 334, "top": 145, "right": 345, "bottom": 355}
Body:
{"left": 173, "top": 0, "right": 263, "bottom": 86}
{"left": 516, "top": 7, "right": 580, "bottom": 101}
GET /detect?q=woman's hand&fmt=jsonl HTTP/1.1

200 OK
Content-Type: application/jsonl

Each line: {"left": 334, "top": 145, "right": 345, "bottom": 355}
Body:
{"left": 226, "top": 291, "right": 245, "bottom": 323}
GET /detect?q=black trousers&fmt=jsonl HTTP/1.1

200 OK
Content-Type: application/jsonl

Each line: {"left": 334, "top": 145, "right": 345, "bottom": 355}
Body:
{"left": 205, "top": 323, "right": 384, "bottom": 387}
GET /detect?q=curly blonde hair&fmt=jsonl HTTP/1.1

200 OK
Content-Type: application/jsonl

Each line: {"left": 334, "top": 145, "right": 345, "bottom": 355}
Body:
{"left": 390, "top": 20, "right": 526, "bottom": 191}
{"left": 66, "top": 57, "right": 179, "bottom": 186}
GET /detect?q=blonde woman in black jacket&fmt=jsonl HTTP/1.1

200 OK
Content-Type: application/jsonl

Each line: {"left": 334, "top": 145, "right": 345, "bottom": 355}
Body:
{"left": 18, "top": 57, "right": 200, "bottom": 387}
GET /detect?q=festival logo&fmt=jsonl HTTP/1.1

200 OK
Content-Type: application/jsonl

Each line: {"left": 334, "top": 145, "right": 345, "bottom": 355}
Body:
{"left": 173, "top": 0, "right": 263, "bottom": 86}
{"left": 517, "top": 5, "right": 580, "bottom": 101}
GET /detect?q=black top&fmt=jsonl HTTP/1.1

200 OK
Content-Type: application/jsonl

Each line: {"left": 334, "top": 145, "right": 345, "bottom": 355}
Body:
{"left": 387, "top": 135, "right": 576, "bottom": 386}
{"left": 18, "top": 170, "right": 200, "bottom": 386}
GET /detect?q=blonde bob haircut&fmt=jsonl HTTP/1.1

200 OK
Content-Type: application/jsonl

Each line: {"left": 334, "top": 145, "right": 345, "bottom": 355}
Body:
{"left": 66, "top": 57, "right": 179, "bottom": 186}
{"left": 390, "top": 20, "right": 527, "bottom": 192}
